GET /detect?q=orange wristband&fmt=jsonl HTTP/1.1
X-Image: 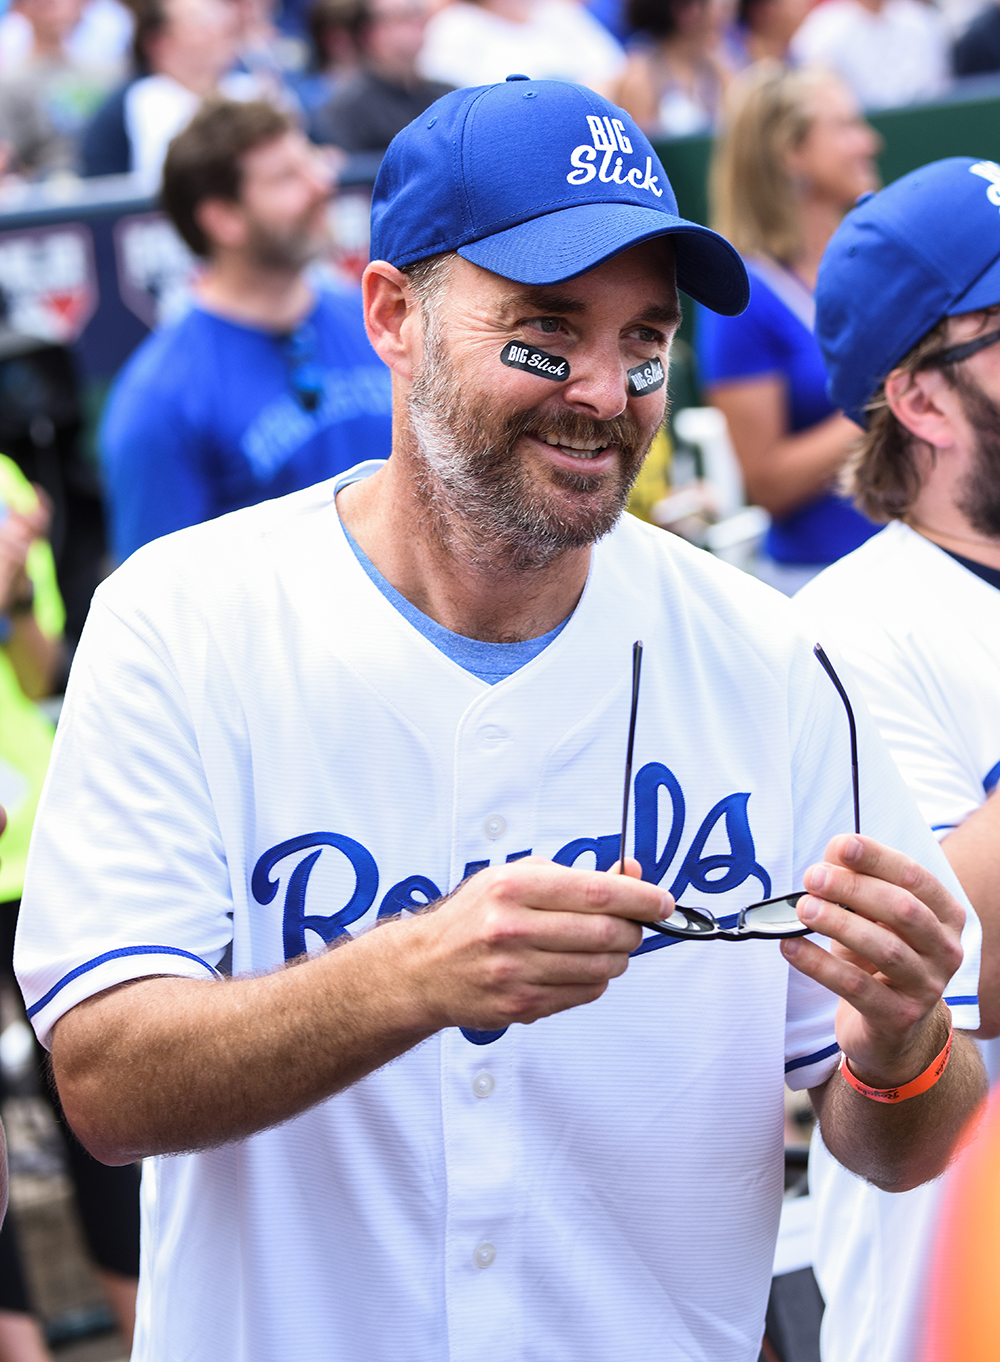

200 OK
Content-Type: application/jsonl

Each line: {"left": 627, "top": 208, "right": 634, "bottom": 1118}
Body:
{"left": 840, "top": 1018, "right": 954, "bottom": 1104}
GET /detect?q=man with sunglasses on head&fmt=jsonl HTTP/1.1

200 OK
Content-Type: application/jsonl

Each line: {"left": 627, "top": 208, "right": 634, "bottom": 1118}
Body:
{"left": 14, "top": 88, "right": 987, "bottom": 1362}
{"left": 793, "top": 157, "right": 1000, "bottom": 1362}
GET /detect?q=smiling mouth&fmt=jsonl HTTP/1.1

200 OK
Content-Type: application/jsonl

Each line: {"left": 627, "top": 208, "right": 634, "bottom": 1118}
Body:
{"left": 536, "top": 432, "right": 611, "bottom": 460}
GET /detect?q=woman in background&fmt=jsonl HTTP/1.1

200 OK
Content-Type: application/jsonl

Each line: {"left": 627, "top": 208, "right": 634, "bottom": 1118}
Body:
{"left": 698, "top": 61, "right": 881, "bottom": 591}
{"left": 614, "top": 0, "right": 730, "bottom": 137}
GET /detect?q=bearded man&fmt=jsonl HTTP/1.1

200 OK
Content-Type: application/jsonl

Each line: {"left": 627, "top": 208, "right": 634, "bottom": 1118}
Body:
{"left": 99, "top": 98, "right": 392, "bottom": 563}
{"left": 793, "top": 157, "right": 1000, "bottom": 1362}
{"left": 15, "top": 85, "right": 987, "bottom": 1362}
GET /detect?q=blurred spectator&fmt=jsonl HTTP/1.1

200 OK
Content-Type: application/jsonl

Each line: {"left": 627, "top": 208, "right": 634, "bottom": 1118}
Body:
{"left": 0, "top": 0, "right": 132, "bottom": 76}
{"left": 292, "top": 0, "right": 362, "bottom": 114}
{"left": 417, "top": 0, "right": 625, "bottom": 96}
{"left": 954, "top": 0, "right": 1000, "bottom": 74}
{"left": 0, "top": 457, "right": 139, "bottom": 1362}
{"left": 721, "top": 0, "right": 809, "bottom": 68}
{"left": 228, "top": 0, "right": 308, "bottom": 111}
{"left": 614, "top": 0, "right": 730, "bottom": 137}
{"left": 0, "top": 0, "right": 120, "bottom": 178}
{"left": 80, "top": 0, "right": 241, "bottom": 178}
{"left": 311, "top": 0, "right": 449, "bottom": 154}
{"left": 698, "top": 62, "right": 881, "bottom": 591}
{"left": 789, "top": 0, "right": 949, "bottom": 109}
{"left": 100, "top": 99, "right": 392, "bottom": 561}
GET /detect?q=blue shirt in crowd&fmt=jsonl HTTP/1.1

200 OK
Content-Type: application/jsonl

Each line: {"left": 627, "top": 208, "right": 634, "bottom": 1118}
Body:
{"left": 101, "top": 288, "right": 393, "bottom": 562}
{"left": 697, "top": 262, "right": 879, "bottom": 566}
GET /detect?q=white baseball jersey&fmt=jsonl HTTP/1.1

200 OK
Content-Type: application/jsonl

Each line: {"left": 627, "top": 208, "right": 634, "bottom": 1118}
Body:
{"left": 17, "top": 469, "right": 980, "bottom": 1362}
{"left": 795, "top": 519, "right": 995, "bottom": 1362}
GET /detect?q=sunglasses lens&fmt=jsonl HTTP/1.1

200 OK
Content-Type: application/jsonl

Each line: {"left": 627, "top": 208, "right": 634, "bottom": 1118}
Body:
{"left": 655, "top": 906, "right": 717, "bottom": 937}
{"left": 741, "top": 893, "right": 806, "bottom": 935}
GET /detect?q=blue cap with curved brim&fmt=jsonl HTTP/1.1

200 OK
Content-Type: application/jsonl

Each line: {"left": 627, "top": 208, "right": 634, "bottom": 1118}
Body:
{"left": 817, "top": 157, "right": 1000, "bottom": 426}
{"left": 370, "top": 75, "right": 749, "bottom": 316}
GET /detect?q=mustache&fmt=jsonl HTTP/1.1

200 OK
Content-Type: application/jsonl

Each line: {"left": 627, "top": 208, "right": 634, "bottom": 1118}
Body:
{"left": 507, "top": 406, "right": 649, "bottom": 451}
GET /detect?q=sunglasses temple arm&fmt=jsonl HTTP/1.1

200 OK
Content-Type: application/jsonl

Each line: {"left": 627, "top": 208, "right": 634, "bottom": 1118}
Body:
{"left": 618, "top": 640, "right": 644, "bottom": 873}
{"left": 813, "top": 643, "right": 861, "bottom": 836}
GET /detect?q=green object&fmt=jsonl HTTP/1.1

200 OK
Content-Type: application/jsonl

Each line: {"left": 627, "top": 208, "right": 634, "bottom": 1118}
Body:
{"left": 0, "top": 454, "right": 64, "bottom": 903}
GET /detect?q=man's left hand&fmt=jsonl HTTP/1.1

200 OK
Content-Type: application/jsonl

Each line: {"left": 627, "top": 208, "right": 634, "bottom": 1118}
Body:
{"left": 781, "top": 834, "right": 965, "bottom": 1089}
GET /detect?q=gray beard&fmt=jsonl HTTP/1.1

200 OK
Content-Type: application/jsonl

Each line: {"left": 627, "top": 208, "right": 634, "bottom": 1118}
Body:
{"left": 407, "top": 321, "right": 656, "bottom": 572}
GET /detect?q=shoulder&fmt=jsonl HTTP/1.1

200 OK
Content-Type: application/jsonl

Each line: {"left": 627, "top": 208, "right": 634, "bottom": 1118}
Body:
{"left": 602, "top": 514, "right": 806, "bottom": 665}
{"left": 108, "top": 308, "right": 215, "bottom": 396}
{"left": 96, "top": 479, "right": 345, "bottom": 626}
{"left": 792, "top": 0, "right": 861, "bottom": 42}
{"left": 793, "top": 522, "right": 973, "bottom": 647}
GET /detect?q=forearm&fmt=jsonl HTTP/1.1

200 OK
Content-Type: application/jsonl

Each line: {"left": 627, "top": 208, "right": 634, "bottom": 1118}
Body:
{"left": 51, "top": 917, "right": 438, "bottom": 1165}
{"left": 5, "top": 613, "right": 65, "bottom": 699}
{"left": 811, "top": 1018, "right": 986, "bottom": 1192}
{"left": 942, "top": 792, "right": 1000, "bottom": 1037}
{"left": 742, "top": 414, "right": 861, "bottom": 519}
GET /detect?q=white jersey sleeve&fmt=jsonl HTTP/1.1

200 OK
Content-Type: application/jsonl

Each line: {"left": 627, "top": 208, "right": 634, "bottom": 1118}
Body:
{"left": 16, "top": 564, "right": 234, "bottom": 1047}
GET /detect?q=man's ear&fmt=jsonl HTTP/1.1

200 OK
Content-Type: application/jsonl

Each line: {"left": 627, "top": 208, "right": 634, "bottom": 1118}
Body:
{"left": 884, "top": 367, "right": 962, "bottom": 450}
{"left": 363, "top": 261, "right": 423, "bottom": 380}
{"left": 194, "top": 198, "right": 247, "bottom": 252}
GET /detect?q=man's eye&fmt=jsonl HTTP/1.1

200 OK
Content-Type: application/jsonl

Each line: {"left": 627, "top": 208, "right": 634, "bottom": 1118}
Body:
{"left": 632, "top": 327, "right": 663, "bottom": 344}
{"left": 533, "top": 318, "right": 562, "bottom": 334}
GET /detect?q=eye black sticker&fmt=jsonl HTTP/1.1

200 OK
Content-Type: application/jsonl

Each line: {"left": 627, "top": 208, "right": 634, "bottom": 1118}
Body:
{"left": 627, "top": 357, "right": 665, "bottom": 397}
{"left": 500, "top": 341, "right": 570, "bottom": 382}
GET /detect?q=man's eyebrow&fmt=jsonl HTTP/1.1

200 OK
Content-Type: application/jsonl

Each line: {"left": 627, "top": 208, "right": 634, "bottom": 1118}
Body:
{"left": 496, "top": 289, "right": 588, "bottom": 317}
{"left": 638, "top": 302, "right": 683, "bottom": 330}
{"left": 495, "top": 291, "right": 682, "bottom": 331}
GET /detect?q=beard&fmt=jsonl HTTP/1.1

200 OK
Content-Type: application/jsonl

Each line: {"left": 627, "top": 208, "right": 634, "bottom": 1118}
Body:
{"left": 952, "top": 368, "right": 1000, "bottom": 539}
{"left": 407, "top": 319, "right": 660, "bottom": 571}
{"left": 244, "top": 207, "right": 332, "bottom": 273}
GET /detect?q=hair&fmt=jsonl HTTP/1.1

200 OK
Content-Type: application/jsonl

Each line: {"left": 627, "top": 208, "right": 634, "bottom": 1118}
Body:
{"left": 401, "top": 253, "right": 455, "bottom": 334}
{"left": 709, "top": 61, "right": 843, "bottom": 265}
{"left": 850, "top": 304, "right": 1000, "bottom": 521}
{"left": 307, "top": 0, "right": 367, "bottom": 60}
{"left": 626, "top": 0, "right": 704, "bottom": 40}
{"left": 126, "top": 0, "right": 167, "bottom": 72}
{"left": 161, "top": 100, "right": 295, "bottom": 257}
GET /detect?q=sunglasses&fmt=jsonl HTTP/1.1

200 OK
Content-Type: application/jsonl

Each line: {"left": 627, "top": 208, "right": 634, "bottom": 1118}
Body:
{"left": 917, "top": 323, "right": 1000, "bottom": 370}
{"left": 619, "top": 640, "right": 859, "bottom": 942}
{"left": 281, "top": 324, "right": 325, "bottom": 412}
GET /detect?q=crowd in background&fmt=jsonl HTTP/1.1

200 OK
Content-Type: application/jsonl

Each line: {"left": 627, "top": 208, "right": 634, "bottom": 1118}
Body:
{"left": 0, "top": 0, "right": 996, "bottom": 182}
{"left": 0, "top": 0, "right": 996, "bottom": 1354}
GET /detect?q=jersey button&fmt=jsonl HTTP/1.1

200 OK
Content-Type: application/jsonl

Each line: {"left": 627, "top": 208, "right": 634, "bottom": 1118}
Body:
{"left": 473, "top": 1242, "right": 497, "bottom": 1268}
{"left": 483, "top": 814, "right": 506, "bottom": 840}
{"left": 472, "top": 1070, "right": 495, "bottom": 1098}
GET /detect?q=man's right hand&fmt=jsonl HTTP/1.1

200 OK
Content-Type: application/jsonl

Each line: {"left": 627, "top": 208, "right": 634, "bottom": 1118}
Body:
{"left": 51, "top": 857, "right": 673, "bottom": 1163}
{"left": 398, "top": 856, "right": 673, "bottom": 1031}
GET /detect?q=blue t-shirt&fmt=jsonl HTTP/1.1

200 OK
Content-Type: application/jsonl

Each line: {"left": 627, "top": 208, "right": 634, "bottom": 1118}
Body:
{"left": 100, "top": 289, "right": 393, "bottom": 562}
{"left": 697, "top": 263, "right": 879, "bottom": 566}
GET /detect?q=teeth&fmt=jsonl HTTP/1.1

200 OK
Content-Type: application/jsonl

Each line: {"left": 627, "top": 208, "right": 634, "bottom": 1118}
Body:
{"left": 540, "top": 433, "right": 607, "bottom": 454}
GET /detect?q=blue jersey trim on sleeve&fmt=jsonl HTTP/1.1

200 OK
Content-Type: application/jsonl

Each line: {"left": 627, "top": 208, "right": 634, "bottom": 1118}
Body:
{"left": 984, "top": 760, "right": 1000, "bottom": 795}
{"left": 26, "top": 945, "right": 220, "bottom": 1019}
{"left": 944, "top": 995, "right": 978, "bottom": 1008}
{"left": 931, "top": 823, "right": 957, "bottom": 833}
{"left": 785, "top": 1041, "right": 840, "bottom": 1074}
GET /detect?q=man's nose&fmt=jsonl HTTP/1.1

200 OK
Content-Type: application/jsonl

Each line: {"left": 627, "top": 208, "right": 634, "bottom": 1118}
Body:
{"left": 560, "top": 345, "right": 630, "bottom": 421}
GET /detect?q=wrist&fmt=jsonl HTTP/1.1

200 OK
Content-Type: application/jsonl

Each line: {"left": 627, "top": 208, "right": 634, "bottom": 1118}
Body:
{"left": 842, "top": 1002, "right": 953, "bottom": 1097}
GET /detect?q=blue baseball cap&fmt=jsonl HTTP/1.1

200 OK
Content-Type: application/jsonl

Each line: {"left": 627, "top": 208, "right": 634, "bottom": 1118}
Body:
{"left": 817, "top": 157, "right": 1000, "bottom": 426}
{"left": 370, "top": 75, "right": 749, "bottom": 316}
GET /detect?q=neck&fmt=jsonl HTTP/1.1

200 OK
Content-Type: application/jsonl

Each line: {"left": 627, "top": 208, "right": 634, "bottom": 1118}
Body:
{"left": 482, "top": 0, "right": 533, "bottom": 23}
{"left": 335, "top": 426, "right": 593, "bottom": 643}
{"left": 367, "top": 59, "right": 419, "bottom": 88}
{"left": 196, "top": 258, "right": 315, "bottom": 332}
{"left": 789, "top": 196, "right": 845, "bottom": 290}
{"left": 906, "top": 517, "right": 1000, "bottom": 571}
